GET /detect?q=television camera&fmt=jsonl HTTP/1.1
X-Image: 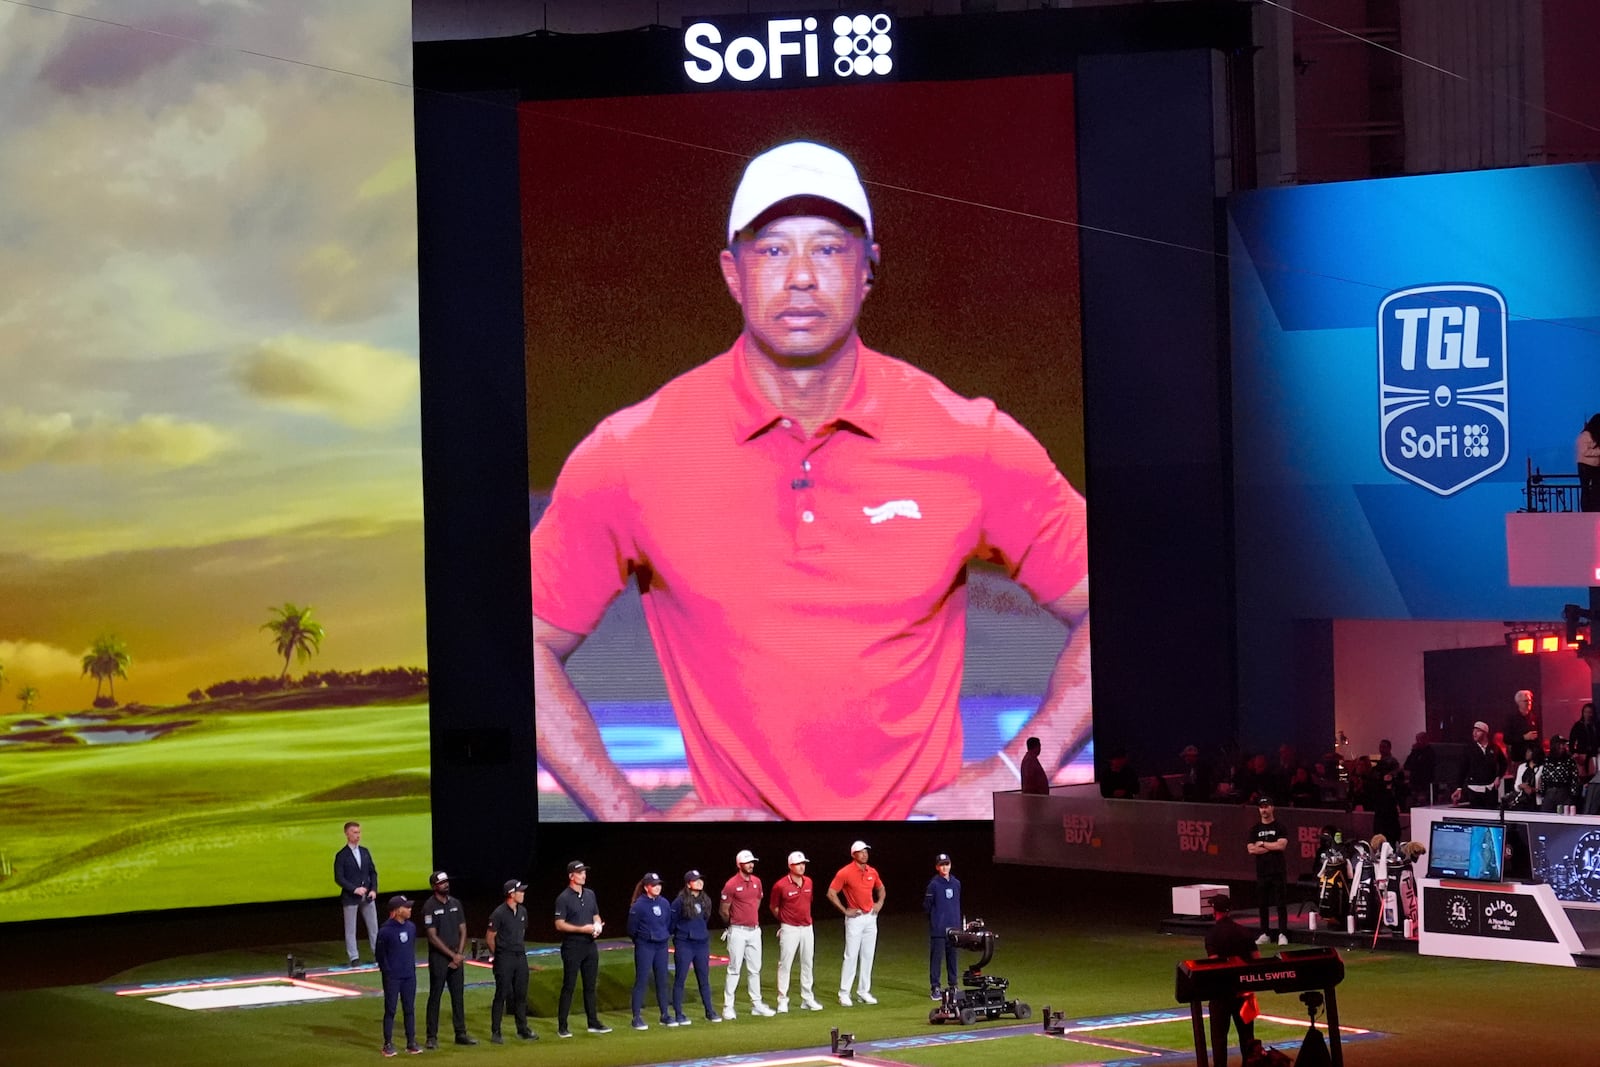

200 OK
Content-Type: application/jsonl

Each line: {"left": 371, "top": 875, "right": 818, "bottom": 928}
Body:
{"left": 927, "top": 919, "right": 1031, "bottom": 1025}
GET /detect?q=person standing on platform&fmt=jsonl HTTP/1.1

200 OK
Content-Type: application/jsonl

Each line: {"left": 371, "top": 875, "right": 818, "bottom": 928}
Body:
{"left": 1203, "top": 895, "right": 1259, "bottom": 1067}
{"left": 1541, "top": 735, "right": 1580, "bottom": 812}
{"left": 1452, "top": 720, "right": 1506, "bottom": 809}
{"left": 719, "top": 849, "right": 775, "bottom": 1019}
{"left": 1019, "top": 736, "right": 1051, "bottom": 795}
{"left": 1402, "top": 732, "right": 1436, "bottom": 807}
{"left": 554, "top": 860, "right": 611, "bottom": 1038}
{"left": 1504, "top": 689, "right": 1542, "bottom": 767}
{"left": 375, "top": 895, "right": 420, "bottom": 1057}
{"left": 827, "top": 840, "right": 886, "bottom": 1005}
{"left": 419, "top": 871, "right": 477, "bottom": 1049}
{"left": 627, "top": 872, "right": 674, "bottom": 1030}
{"left": 486, "top": 880, "right": 535, "bottom": 1044}
{"left": 333, "top": 820, "right": 379, "bottom": 966}
{"left": 769, "top": 851, "right": 822, "bottom": 1013}
{"left": 1569, "top": 703, "right": 1599, "bottom": 780}
{"left": 670, "top": 869, "right": 721, "bottom": 1024}
{"left": 922, "top": 853, "right": 962, "bottom": 1000}
{"left": 1246, "top": 798, "right": 1290, "bottom": 946}
{"left": 1577, "top": 413, "right": 1600, "bottom": 512}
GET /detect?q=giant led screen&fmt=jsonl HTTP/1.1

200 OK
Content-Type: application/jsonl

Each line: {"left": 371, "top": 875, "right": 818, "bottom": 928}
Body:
{"left": 0, "top": 1, "right": 430, "bottom": 921}
{"left": 526, "top": 54, "right": 1091, "bottom": 821}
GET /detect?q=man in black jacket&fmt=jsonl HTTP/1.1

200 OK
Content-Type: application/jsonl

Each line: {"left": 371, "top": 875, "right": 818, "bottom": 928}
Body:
{"left": 333, "top": 820, "right": 378, "bottom": 966}
{"left": 1204, "top": 895, "right": 1258, "bottom": 1067}
{"left": 1452, "top": 720, "right": 1506, "bottom": 809}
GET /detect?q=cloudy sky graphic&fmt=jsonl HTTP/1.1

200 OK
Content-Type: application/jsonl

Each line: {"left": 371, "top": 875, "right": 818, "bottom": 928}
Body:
{"left": 0, "top": 0, "right": 425, "bottom": 706}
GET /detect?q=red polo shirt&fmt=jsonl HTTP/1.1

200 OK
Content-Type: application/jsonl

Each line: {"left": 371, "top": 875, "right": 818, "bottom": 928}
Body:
{"left": 769, "top": 874, "right": 814, "bottom": 926}
{"left": 531, "top": 337, "right": 1088, "bottom": 820}
{"left": 721, "top": 872, "right": 764, "bottom": 927}
{"left": 829, "top": 862, "right": 882, "bottom": 913}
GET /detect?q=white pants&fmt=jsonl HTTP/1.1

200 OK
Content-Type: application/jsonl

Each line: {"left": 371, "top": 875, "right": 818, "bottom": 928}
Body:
{"left": 724, "top": 925, "right": 764, "bottom": 1009}
{"left": 775, "top": 924, "right": 814, "bottom": 1006}
{"left": 342, "top": 898, "right": 378, "bottom": 961}
{"left": 839, "top": 912, "right": 878, "bottom": 996}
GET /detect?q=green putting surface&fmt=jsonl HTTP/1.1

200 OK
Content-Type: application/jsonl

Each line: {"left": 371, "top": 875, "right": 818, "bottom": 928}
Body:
{"left": 877, "top": 1032, "right": 1141, "bottom": 1066}
{"left": 1089, "top": 1016, "right": 1326, "bottom": 1053}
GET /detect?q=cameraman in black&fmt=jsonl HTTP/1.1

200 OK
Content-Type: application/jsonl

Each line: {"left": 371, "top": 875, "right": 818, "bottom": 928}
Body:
{"left": 1204, "top": 895, "right": 1258, "bottom": 1067}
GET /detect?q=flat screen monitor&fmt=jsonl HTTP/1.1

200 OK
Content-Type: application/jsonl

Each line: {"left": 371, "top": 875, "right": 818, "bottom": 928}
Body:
{"left": 1428, "top": 821, "right": 1506, "bottom": 882}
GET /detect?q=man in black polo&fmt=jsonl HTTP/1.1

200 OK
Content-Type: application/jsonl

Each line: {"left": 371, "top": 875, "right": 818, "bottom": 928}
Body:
{"left": 1451, "top": 720, "right": 1506, "bottom": 809}
{"left": 420, "top": 871, "right": 477, "bottom": 1049}
{"left": 555, "top": 860, "right": 612, "bottom": 1038}
{"left": 486, "top": 880, "right": 535, "bottom": 1043}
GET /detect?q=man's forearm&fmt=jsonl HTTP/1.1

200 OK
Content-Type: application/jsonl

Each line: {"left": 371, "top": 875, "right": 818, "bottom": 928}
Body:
{"left": 1004, "top": 611, "right": 1091, "bottom": 771}
{"left": 535, "top": 639, "right": 650, "bottom": 820}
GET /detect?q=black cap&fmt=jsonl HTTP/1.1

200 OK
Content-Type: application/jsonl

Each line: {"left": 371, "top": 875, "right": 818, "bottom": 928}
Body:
{"left": 1551, "top": 734, "right": 1568, "bottom": 744}
{"left": 684, "top": 869, "right": 702, "bottom": 884}
{"left": 566, "top": 860, "right": 588, "bottom": 874}
{"left": 643, "top": 872, "right": 662, "bottom": 885}
{"left": 503, "top": 879, "right": 527, "bottom": 895}
{"left": 388, "top": 895, "right": 412, "bottom": 912}
{"left": 429, "top": 871, "right": 449, "bottom": 886}
{"left": 935, "top": 853, "right": 952, "bottom": 865}
{"left": 1211, "top": 894, "right": 1233, "bottom": 912}
{"left": 1256, "top": 796, "right": 1275, "bottom": 806}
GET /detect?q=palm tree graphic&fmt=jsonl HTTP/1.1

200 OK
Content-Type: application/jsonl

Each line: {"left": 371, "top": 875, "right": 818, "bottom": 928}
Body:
{"left": 82, "top": 635, "right": 132, "bottom": 704}
{"left": 262, "top": 603, "right": 326, "bottom": 682}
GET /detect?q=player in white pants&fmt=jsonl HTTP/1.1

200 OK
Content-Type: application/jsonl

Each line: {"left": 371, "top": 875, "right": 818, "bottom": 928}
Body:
{"left": 719, "top": 849, "right": 776, "bottom": 1018}
{"left": 770, "top": 851, "right": 822, "bottom": 1012}
{"left": 827, "top": 841, "right": 887, "bottom": 1005}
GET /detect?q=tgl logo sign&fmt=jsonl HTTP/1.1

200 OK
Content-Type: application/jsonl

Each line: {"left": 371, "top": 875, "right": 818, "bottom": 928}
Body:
{"left": 1377, "top": 284, "right": 1509, "bottom": 496}
{"left": 684, "top": 13, "right": 894, "bottom": 86}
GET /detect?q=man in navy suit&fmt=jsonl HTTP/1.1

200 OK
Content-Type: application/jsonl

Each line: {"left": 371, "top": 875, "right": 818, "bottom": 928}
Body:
{"left": 334, "top": 820, "right": 379, "bottom": 965}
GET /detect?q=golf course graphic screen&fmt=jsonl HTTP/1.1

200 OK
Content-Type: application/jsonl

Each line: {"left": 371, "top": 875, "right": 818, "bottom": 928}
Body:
{"left": 0, "top": 0, "right": 430, "bottom": 922}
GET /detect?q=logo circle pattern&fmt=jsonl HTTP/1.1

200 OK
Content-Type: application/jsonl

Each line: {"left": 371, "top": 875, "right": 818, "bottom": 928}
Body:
{"left": 832, "top": 13, "right": 892, "bottom": 78}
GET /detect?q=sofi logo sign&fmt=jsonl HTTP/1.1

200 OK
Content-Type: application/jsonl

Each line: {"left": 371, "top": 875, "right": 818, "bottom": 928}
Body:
{"left": 684, "top": 13, "right": 895, "bottom": 86}
{"left": 1377, "top": 284, "right": 1509, "bottom": 496}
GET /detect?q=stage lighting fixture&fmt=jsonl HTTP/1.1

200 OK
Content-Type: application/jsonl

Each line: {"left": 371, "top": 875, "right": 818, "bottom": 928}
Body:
{"left": 830, "top": 1027, "right": 856, "bottom": 1058}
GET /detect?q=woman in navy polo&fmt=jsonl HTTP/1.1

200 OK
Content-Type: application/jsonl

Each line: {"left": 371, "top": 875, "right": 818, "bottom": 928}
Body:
{"left": 627, "top": 872, "right": 673, "bottom": 1030}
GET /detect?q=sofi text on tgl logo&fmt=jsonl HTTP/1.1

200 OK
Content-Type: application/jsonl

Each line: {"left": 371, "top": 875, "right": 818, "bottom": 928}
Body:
{"left": 1378, "top": 284, "right": 1509, "bottom": 496}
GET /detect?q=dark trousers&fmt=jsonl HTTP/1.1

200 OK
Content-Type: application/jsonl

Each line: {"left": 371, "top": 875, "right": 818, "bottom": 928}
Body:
{"left": 928, "top": 934, "right": 958, "bottom": 990}
{"left": 673, "top": 938, "right": 714, "bottom": 1018}
{"left": 558, "top": 938, "right": 600, "bottom": 1028}
{"left": 490, "top": 954, "right": 528, "bottom": 1036}
{"left": 382, "top": 974, "right": 417, "bottom": 1047}
{"left": 426, "top": 951, "right": 466, "bottom": 1040}
{"left": 1258, "top": 875, "right": 1288, "bottom": 937}
{"left": 631, "top": 940, "right": 671, "bottom": 1020}
{"left": 1209, "top": 996, "right": 1253, "bottom": 1067}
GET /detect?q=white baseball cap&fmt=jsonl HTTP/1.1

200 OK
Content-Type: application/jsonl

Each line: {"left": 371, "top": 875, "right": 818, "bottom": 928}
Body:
{"left": 787, "top": 851, "right": 809, "bottom": 865}
{"left": 727, "top": 141, "right": 873, "bottom": 244}
{"left": 736, "top": 849, "right": 758, "bottom": 864}
{"left": 850, "top": 840, "right": 871, "bottom": 854}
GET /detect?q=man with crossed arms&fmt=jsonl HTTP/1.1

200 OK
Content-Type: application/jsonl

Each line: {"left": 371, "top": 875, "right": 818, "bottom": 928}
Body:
{"left": 827, "top": 840, "right": 885, "bottom": 1006}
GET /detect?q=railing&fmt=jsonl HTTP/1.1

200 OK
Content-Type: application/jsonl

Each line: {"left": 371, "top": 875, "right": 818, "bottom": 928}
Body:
{"left": 1523, "top": 458, "right": 1582, "bottom": 513}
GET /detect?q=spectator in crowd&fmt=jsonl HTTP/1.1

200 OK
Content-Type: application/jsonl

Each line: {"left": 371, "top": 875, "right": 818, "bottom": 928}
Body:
{"left": 1569, "top": 703, "right": 1599, "bottom": 780}
{"left": 1452, "top": 720, "right": 1506, "bottom": 809}
{"left": 1098, "top": 747, "right": 1141, "bottom": 799}
{"left": 1511, "top": 744, "right": 1543, "bottom": 811}
{"left": 1287, "top": 765, "right": 1320, "bottom": 808}
{"left": 1577, "top": 412, "right": 1600, "bottom": 512}
{"left": 1541, "top": 735, "right": 1580, "bottom": 812}
{"left": 1177, "top": 744, "right": 1214, "bottom": 803}
{"left": 1273, "top": 743, "right": 1301, "bottom": 782}
{"left": 1235, "top": 752, "right": 1284, "bottom": 807}
{"left": 1504, "top": 690, "right": 1541, "bottom": 767}
{"left": 1402, "top": 732, "right": 1435, "bottom": 807}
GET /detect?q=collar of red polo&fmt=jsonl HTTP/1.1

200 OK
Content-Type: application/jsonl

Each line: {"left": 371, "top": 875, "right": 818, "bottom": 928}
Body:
{"left": 728, "top": 335, "right": 887, "bottom": 443}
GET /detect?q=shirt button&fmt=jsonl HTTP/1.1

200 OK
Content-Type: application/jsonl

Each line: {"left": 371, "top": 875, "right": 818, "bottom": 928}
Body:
{"left": 780, "top": 418, "right": 792, "bottom": 428}
{"left": 802, "top": 460, "right": 811, "bottom": 471}
{"left": 801, "top": 510, "right": 815, "bottom": 524}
